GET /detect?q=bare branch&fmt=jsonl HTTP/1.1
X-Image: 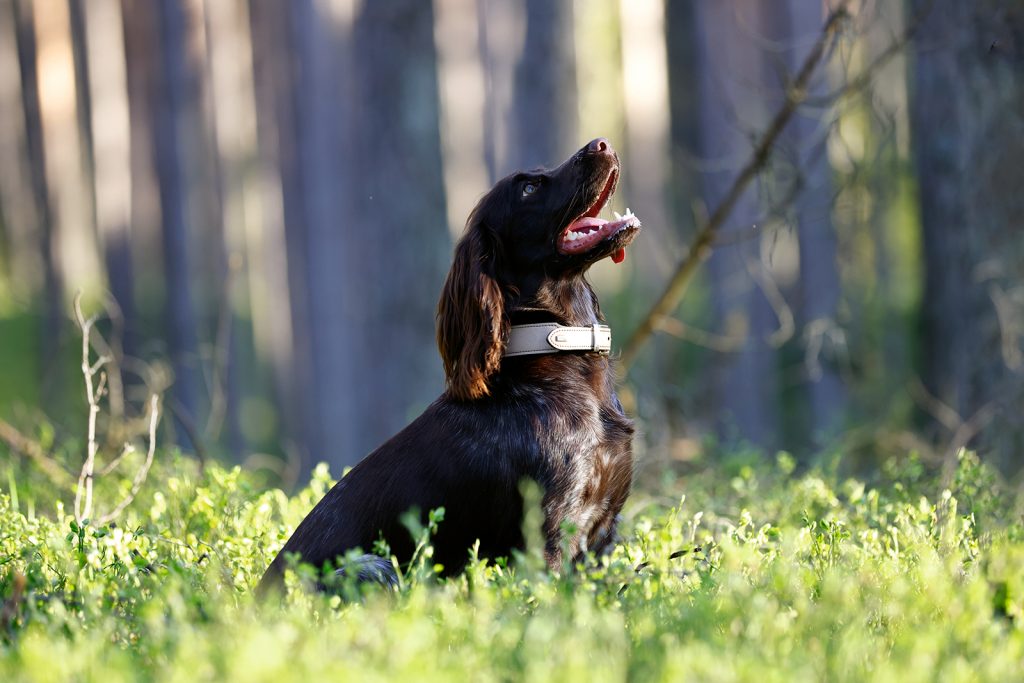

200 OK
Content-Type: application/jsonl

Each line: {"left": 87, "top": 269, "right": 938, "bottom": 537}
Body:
{"left": 619, "top": 1, "right": 852, "bottom": 371}
{"left": 656, "top": 317, "right": 746, "bottom": 353}
{"left": 90, "top": 294, "right": 127, "bottom": 418}
{"left": 98, "top": 394, "right": 160, "bottom": 525}
{"left": 943, "top": 404, "right": 996, "bottom": 479}
{"left": 709, "top": 172, "right": 804, "bottom": 249}
{"left": 803, "top": 318, "right": 848, "bottom": 382}
{"left": 74, "top": 293, "right": 105, "bottom": 523}
{"left": 908, "top": 377, "right": 962, "bottom": 434}
{"left": 908, "top": 375, "right": 996, "bottom": 484}
{"left": 804, "top": 0, "right": 937, "bottom": 109}
{"left": 988, "top": 283, "right": 1024, "bottom": 371}
{"left": 746, "top": 257, "right": 795, "bottom": 348}
{"left": 654, "top": 255, "right": 795, "bottom": 354}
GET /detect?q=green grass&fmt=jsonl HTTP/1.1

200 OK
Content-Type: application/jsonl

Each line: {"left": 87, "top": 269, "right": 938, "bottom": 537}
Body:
{"left": 0, "top": 449, "right": 1021, "bottom": 682}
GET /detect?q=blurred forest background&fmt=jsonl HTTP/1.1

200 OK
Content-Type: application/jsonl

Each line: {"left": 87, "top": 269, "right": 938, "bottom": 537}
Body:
{"left": 0, "top": 0, "right": 1022, "bottom": 487}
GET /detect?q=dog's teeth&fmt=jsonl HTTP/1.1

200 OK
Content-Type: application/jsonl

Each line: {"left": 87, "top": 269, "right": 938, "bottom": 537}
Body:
{"left": 567, "top": 232, "right": 577, "bottom": 241}
{"left": 613, "top": 211, "right": 622, "bottom": 221}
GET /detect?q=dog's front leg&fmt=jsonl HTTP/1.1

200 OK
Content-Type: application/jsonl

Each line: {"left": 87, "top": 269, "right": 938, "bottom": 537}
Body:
{"left": 540, "top": 491, "right": 578, "bottom": 571}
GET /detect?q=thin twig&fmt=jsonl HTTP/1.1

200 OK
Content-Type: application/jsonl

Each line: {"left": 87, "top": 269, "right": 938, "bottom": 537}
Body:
{"left": 803, "top": 0, "right": 938, "bottom": 109}
{"left": 803, "top": 318, "right": 847, "bottom": 382}
{"left": 746, "top": 257, "right": 795, "bottom": 348}
{"left": 91, "top": 294, "right": 126, "bottom": 418}
{"left": 619, "top": 1, "right": 852, "bottom": 371}
{"left": 74, "top": 293, "right": 104, "bottom": 523}
{"left": 709, "top": 160, "right": 806, "bottom": 249}
{"left": 653, "top": 256, "right": 795, "bottom": 353}
{"left": 98, "top": 394, "right": 160, "bottom": 525}
{"left": 656, "top": 317, "right": 746, "bottom": 353}
{"left": 943, "top": 405, "right": 996, "bottom": 479}
{"left": 908, "top": 377, "right": 961, "bottom": 433}
{"left": 988, "top": 283, "right": 1024, "bottom": 371}
{"left": 908, "top": 376, "right": 996, "bottom": 484}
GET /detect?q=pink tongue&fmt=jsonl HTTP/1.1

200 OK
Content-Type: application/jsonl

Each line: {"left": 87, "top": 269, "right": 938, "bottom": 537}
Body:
{"left": 568, "top": 216, "right": 607, "bottom": 232}
{"left": 612, "top": 248, "right": 626, "bottom": 264}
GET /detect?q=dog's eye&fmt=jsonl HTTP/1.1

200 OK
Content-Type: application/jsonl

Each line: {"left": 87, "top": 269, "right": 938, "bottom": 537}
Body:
{"left": 522, "top": 182, "right": 539, "bottom": 197}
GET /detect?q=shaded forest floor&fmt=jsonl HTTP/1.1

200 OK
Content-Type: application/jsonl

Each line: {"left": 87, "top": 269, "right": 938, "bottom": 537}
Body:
{"left": 0, "top": 448, "right": 1022, "bottom": 681}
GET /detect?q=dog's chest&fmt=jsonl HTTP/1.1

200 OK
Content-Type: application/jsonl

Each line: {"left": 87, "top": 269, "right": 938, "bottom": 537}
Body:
{"left": 531, "top": 381, "right": 633, "bottom": 536}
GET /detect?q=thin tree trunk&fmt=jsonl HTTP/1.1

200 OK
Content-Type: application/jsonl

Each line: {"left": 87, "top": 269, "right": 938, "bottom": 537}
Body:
{"left": 203, "top": 0, "right": 265, "bottom": 458}
{"left": 509, "top": 0, "right": 576, "bottom": 169}
{"left": 12, "top": 0, "right": 63, "bottom": 402}
{"left": 0, "top": 3, "right": 43, "bottom": 297}
{"left": 477, "top": 0, "right": 522, "bottom": 180}
{"left": 82, "top": 0, "right": 134, "bottom": 415}
{"left": 248, "top": 0, "right": 315, "bottom": 474}
{"left": 911, "top": 0, "right": 1024, "bottom": 469}
{"left": 151, "top": 0, "right": 202, "bottom": 433}
{"left": 119, "top": 0, "right": 161, "bottom": 362}
{"left": 67, "top": 0, "right": 97, "bottom": 235}
{"left": 619, "top": 0, "right": 673, "bottom": 274}
{"left": 29, "top": 0, "right": 100, "bottom": 319}
{"left": 347, "top": 0, "right": 450, "bottom": 458}
{"left": 660, "top": 0, "right": 707, "bottom": 434}
{"left": 291, "top": 0, "right": 359, "bottom": 469}
{"left": 693, "top": 0, "right": 779, "bottom": 450}
{"left": 434, "top": 0, "right": 489, "bottom": 238}
{"left": 786, "top": 0, "right": 846, "bottom": 441}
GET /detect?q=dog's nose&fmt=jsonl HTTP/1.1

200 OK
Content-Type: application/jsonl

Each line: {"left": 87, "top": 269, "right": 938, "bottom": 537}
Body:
{"left": 586, "top": 138, "right": 612, "bottom": 155}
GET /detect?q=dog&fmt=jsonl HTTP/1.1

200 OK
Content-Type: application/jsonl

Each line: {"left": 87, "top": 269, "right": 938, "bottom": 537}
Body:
{"left": 258, "top": 138, "right": 640, "bottom": 594}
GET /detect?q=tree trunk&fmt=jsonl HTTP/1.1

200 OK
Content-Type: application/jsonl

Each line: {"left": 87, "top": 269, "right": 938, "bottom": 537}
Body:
{"left": 151, "top": 0, "right": 202, "bottom": 436}
{"left": 12, "top": 0, "right": 63, "bottom": 401}
{"left": 911, "top": 0, "right": 1024, "bottom": 470}
{"left": 509, "top": 0, "right": 576, "bottom": 169}
{"left": 119, "top": 0, "right": 160, "bottom": 362}
{"left": 248, "top": 0, "right": 317, "bottom": 475}
{"left": 434, "top": 0, "right": 490, "bottom": 238}
{"left": 786, "top": 0, "right": 846, "bottom": 441}
{"left": 203, "top": 0, "right": 266, "bottom": 458}
{"left": 477, "top": 0, "right": 518, "bottom": 181}
{"left": 292, "top": 0, "right": 360, "bottom": 469}
{"left": 0, "top": 3, "right": 43, "bottom": 298}
{"left": 82, "top": 0, "right": 134, "bottom": 416}
{"left": 693, "top": 0, "right": 779, "bottom": 450}
{"left": 347, "top": 0, "right": 450, "bottom": 459}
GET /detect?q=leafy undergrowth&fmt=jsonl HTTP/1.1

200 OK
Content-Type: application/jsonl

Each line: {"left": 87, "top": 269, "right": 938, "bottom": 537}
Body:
{"left": 1, "top": 450, "right": 1022, "bottom": 682}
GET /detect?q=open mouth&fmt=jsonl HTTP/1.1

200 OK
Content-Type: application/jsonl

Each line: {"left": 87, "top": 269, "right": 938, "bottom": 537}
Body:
{"left": 556, "top": 169, "right": 641, "bottom": 264}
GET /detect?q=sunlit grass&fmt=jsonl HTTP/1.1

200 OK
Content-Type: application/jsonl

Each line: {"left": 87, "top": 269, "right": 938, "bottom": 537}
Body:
{"left": 0, "top": 450, "right": 1021, "bottom": 682}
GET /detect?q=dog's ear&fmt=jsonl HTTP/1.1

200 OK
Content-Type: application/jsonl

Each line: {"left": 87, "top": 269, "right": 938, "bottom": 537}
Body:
{"left": 437, "top": 220, "right": 507, "bottom": 401}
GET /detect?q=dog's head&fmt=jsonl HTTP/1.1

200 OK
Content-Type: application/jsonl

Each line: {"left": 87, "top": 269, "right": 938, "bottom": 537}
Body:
{"left": 437, "top": 138, "right": 641, "bottom": 400}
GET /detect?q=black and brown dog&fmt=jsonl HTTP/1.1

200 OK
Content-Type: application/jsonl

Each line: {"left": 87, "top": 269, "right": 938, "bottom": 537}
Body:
{"left": 258, "top": 138, "right": 640, "bottom": 594}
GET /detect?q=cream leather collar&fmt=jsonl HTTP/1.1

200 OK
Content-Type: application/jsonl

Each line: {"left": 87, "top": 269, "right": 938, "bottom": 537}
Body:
{"left": 504, "top": 323, "right": 612, "bottom": 357}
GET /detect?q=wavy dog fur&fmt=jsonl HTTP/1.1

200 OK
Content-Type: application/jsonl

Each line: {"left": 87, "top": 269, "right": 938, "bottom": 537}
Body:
{"left": 259, "top": 139, "right": 639, "bottom": 594}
